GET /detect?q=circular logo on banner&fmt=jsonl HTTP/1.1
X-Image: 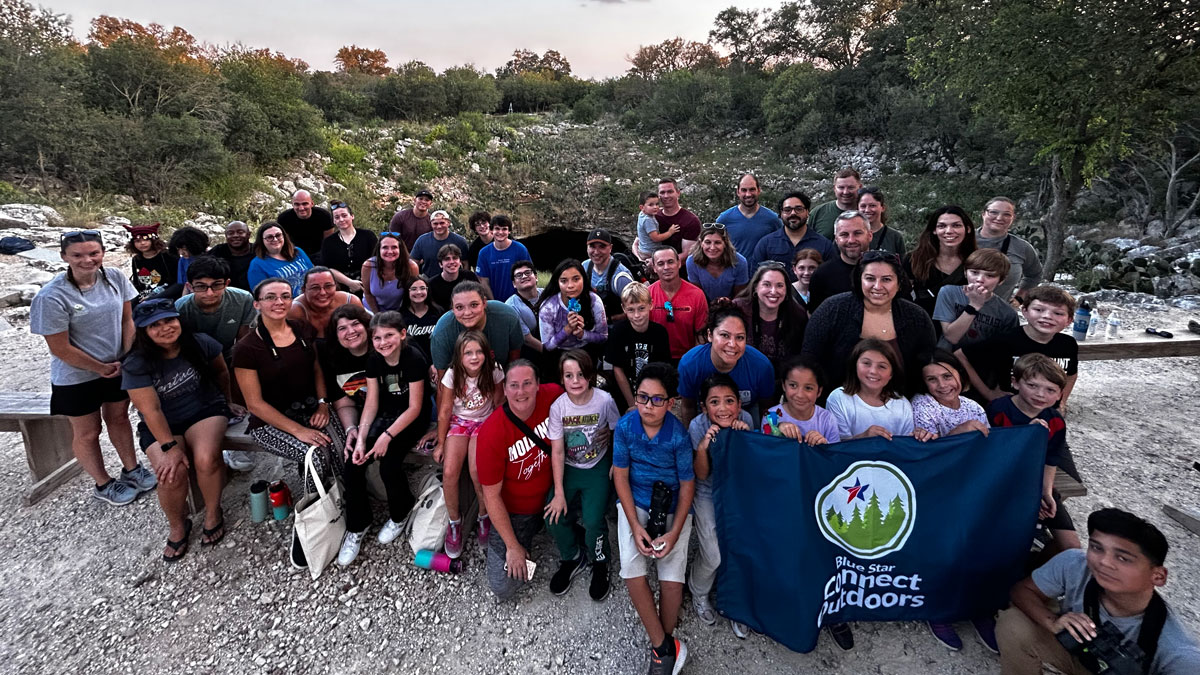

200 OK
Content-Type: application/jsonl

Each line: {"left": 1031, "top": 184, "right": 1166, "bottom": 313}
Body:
{"left": 814, "top": 460, "right": 916, "bottom": 559}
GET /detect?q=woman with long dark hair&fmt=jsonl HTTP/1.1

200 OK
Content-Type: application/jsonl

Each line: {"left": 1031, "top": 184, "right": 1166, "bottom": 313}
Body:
{"left": 904, "top": 205, "right": 977, "bottom": 318}
{"left": 537, "top": 258, "right": 608, "bottom": 368}
{"left": 733, "top": 262, "right": 808, "bottom": 366}
{"left": 361, "top": 232, "right": 420, "bottom": 313}
{"left": 31, "top": 230, "right": 155, "bottom": 507}
{"left": 246, "top": 222, "right": 313, "bottom": 296}
{"left": 123, "top": 299, "right": 235, "bottom": 561}
{"left": 400, "top": 275, "right": 443, "bottom": 364}
{"left": 320, "top": 200, "right": 376, "bottom": 294}
{"left": 320, "top": 304, "right": 374, "bottom": 457}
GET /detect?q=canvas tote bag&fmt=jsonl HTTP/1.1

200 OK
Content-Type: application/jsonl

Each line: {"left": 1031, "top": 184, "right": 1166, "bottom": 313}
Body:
{"left": 293, "top": 445, "right": 346, "bottom": 579}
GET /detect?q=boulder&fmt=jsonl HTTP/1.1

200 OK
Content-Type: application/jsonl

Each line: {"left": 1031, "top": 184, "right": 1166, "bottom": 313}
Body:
{"left": 1103, "top": 237, "right": 1140, "bottom": 252}
{"left": 0, "top": 204, "right": 64, "bottom": 229}
{"left": 26, "top": 270, "right": 55, "bottom": 286}
{"left": 7, "top": 284, "right": 42, "bottom": 304}
{"left": 101, "top": 215, "right": 131, "bottom": 228}
{"left": 1124, "top": 245, "right": 1163, "bottom": 259}
{"left": 1151, "top": 272, "right": 1200, "bottom": 298}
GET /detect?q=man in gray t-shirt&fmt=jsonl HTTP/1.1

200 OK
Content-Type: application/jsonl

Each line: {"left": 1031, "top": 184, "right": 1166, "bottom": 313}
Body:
{"left": 997, "top": 509, "right": 1200, "bottom": 675}
{"left": 176, "top": 286, "right": 255, "bottom": 360}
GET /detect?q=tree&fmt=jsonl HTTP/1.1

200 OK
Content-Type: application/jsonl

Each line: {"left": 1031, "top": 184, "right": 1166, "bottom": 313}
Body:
{"left": 89, "top": 15, "right": 208, "bottom": 62}
{"left": 442, "top": 65, "right": 501, "bottom": 113}
{"left": 497, "top": 48, "right": 572, "bottom": 79}
{"left": 708, "top": 7, "right": 769, "bottom": 68}
{"left": 305, "top": 71, "right": 375, "bottom": 123}
{"left": 764, "top": 0, "right": 902, "bottom": 69}
{"left": 335, "top": 45, "right": 389, "bottom": 76}
{"left": 218, "top": 47, "right": 322, "bottom": 163}
{"left": 909, "top": 0, "right": 1200, "bottom": 277}
{"left": 627, "top": 38, "right": 723, "bottom": 79}
{"left": 375, "top": 61, "right": 446, "bottom": 120}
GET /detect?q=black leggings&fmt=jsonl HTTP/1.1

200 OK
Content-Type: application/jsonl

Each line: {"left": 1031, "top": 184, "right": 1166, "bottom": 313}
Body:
{"left": 343, "top": 419, "right": 424, "bottom": 533}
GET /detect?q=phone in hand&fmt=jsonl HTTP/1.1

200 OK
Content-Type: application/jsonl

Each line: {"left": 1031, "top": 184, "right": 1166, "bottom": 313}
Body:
{"left": 504, "top": 559, "right": 538, "bottom": 579}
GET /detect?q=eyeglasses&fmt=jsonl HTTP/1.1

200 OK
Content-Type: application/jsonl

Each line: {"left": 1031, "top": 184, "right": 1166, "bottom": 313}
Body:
{"left": 700, "top": 222, "right": 726, "bottom": 231}
{"left": 862, "top": 250, "right": 902, "bottom": 265}
{"left": 663, "top": 300, "right": 675, "bottom": 322}
{"left": 263, "top": 233, "right": 285, "bottom": 241}
{"left": 191, "top": 281, "right": 227, "bottom": 293}
{"left": 635, "top": 392, "right": 670, "bottom": 408}
{"left": 985, "top": 209, "right": 1015, "bottom": 220}
{"left": 781, "top": 205, "right": 809, "bottom": 213}
{"left": 306, "top": 283, "right": 337, "bottom": 293}
{"left": 513, "top": 270, "right": 536, "bottom": 280}
{"left": 61, "top": 230, "right": 102, "bottom": 242}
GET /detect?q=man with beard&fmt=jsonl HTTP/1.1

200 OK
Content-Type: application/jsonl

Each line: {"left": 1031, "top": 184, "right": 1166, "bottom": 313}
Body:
{"left": 276, "top": 190, "right": 334, "bottom": 264}
{"left": 581, "top": 228, "right": 634, "bottom": 323}
{"left": 748, "top": 192, "right": 838, "bottom": 278}
{"left": 208, "top": 221, "right": 255, "bottom": 291}
{"left": 652, "top": 179, "right": 702, "bottom": 257}
{"left": 388, "top": 188, "right": 435, "bottom": 253}
{"left": 715, "top": 173, "right": 783, "bottom": 257}
{"left": 809, "top": 168, "right": 863, "bottom": 240}
{"left": 807, "top": 211, "right": 873, "bottom": 311}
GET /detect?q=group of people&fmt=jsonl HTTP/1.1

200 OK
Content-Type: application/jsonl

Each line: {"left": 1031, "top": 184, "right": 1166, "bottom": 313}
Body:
{"left": 29, "top": 169, "right": 1197, "bottom": 675}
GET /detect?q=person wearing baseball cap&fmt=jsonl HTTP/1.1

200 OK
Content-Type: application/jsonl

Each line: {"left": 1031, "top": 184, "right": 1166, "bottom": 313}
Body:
{"left": 123, "top": 297, "right": 236, "bottom": 561}
{"left": 583, "top": 228, "right": 634, "bottom": 323}
{"left": 411, "top": 209, "right": 469, "bottom": 278}
{"left": 389, "top": 188, "right": 435, "bottom": 252}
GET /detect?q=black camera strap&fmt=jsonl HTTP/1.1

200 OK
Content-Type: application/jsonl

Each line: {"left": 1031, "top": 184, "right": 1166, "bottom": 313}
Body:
{"left": 1082, "top": 578, "right": 1167, "bottom": 674}
{"left": 503, "top": 402, "right": 551, "bottom": 457}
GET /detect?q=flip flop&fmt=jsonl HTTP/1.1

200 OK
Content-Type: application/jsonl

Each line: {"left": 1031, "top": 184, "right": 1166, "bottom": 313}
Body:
{"left": 163, "top": 520, "right": 192, "bottom": 563}
{"left": 200, "top": 514, "right": 226, "bottom": 548}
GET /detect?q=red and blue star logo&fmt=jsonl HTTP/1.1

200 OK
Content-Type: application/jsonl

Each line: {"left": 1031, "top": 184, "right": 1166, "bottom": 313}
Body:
{"left": 843, "top": 477, "right": 869, "bottom": 504}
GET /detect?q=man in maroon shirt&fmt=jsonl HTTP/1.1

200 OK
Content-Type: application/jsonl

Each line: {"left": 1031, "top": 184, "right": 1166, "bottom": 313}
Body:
{"left": 654, "top": 179, "right": 702, "bottom": 258}
{"left": 387, "top": 188, "right": 434, "bottom": 252}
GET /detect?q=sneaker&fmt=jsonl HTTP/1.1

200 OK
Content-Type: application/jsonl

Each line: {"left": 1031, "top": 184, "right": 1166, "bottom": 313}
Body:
{"left": 647, "top": 638, "right": 687, "bottom": 675}
{"left": 477, "top": 513, "right": 492, "bottom": 545}
{"left": 692, "top": 593, "right": 717, "bottom": 625}
{"left": 971, "top": 615, "right": 999, "bottom": 654}
{"left": 223, "top": 450, "right": 255, "bottom": 472}
{"left": 290, "top": 530, "right": 308, "bottom": 570}
{"left": 731, "top": 620, "right": 750, "bottom": 639}
{"left": 928, "top": 622, "right": 963, "bottom": 651}
{"left": 120, "top": 463, "right": 158, "bottom": 493}
{"left": 377, "top": 519, "right": 405, "bottom": 545}
{"left": 828, "top": 622, "right": 854, "bottom": 650}
{"left": 93, "top": 478, "right": 138, "bottom": 506}
{"left": 337, "top": 530, "right": 365, "bottom": 567}
{"left": 444, "top": 520, "right": 463, "bottom": 559}
{"left": 549, "top": 555, "right": 586, "bottom": 595}
{"left": 589, "top": 560, "right": 611, "bottom": 601}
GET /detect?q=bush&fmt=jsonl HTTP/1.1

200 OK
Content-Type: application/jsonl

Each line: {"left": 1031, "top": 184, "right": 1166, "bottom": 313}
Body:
{"left": 571, "top": 96, "right": 602, "bottom": 124}
{"left": 417, "top": 159, "right": 440, "bottom": 181}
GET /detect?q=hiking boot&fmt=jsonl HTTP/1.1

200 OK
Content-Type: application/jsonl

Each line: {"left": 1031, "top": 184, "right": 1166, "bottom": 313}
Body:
{"left": 972, "top": 615, "right": 999, "bottom": 654}
{"left": 549, "top": 555, "right": 586, "bottom": 595}
{"left": 731, "top": 620, "right": 750, "bottom": 639}
{"left": 928, "top": 622, "right": 963, "bottom": 651}
{"left": 120, "top": 463, "right": 158, "bottom": 493}
{"left": 337, "top": 530, "right": 364, "bottom": 567}
{"left": 290, "top": 530, "right": 308, "bottom": 570}
{"left": 589, "top": 560, "right": 611, "bottom": 601}
{"left": 444, "top": 520, "right": 463, "bottom": 559}
{"left": 828, "top": 622, "right": 854, "bottom": 650}
{"left": 223, "top": 450, "right": 255, "bottom": 472}
{"left": 647, "top": 638, "right": 686, "bottom": 675}
{"left": 93, "top": 478, "right": 138, "bottom": 506}
{"left": 477, "top": 513, "right": 492, "bottom": 545}
{"left": 377, "top": 519, "right": 404, "bottom": 545}
{"left": 692, "top": 593, "right": 717, "bottom": 625}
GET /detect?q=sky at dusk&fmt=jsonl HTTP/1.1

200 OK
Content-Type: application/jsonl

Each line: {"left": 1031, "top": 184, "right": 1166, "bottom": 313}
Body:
{"left": 45, "top": 0, "right": 780, "bottom": 78}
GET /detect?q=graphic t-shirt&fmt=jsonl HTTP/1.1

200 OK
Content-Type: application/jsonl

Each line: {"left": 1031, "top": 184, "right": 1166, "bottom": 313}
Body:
{"left": 30, "top": 268, "right": 139, "bottom": 386}
{"left": 605, "top": 320, "right": 671, "bottom": 385}
{"left": 231, "top": 320, "right": 319, "bottom": 431}
{"left": 763, "top": 404, "right": 842, "bottom": 444}
{"left": 401, "top": 307, "right": 441, "bottom": 364}
{"left": 246, "top": 249, "right": 314, "bottom": 297}
{"left": 319, "top": 345, "right": 369, "bottom": 408}
{"left": 476, "top": 384, "right": 564, "bottom": 515}
{"left": 130, "top": 252, "right": 177, "bottom": 298}
{"left": 367, "top": 347, "right": 430, "bottom": 420}
{"left": 175, "top": 287, "right": 255, "bottom": 358}
{"left": 911, "top": 394, "right": 988, "bottom": 437}
{"left": 986, "top": 395, "right": 1066, "bottom": 468}
{"left": 441, "top": 364, "right": 504, "bottom": 421}
{"left": 547, "top": 388, "right": 620, "bottom": 469}
{"left": 122, "top": 333, "right": 225, "bottom": 424}
{"left": 964, "top": 327, "right": 1078, "bottom": 393}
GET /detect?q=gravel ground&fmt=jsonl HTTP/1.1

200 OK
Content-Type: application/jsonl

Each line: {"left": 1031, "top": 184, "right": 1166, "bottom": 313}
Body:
{"left": 0, "top": 267, "right": 1197, "bottom": 674}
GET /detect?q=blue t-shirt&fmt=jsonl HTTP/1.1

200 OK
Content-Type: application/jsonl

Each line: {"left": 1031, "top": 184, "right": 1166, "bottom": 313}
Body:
{"left": 411, "top": 231, "right": 470, "bottom": 278}
{"left": 475, "top": 241, "right": 532, "bottom": 302}
{"left": 716, "top": 206, "right": 783, "bottom": 258}
{"left": 584, "top": 259, "right": 633, "bottom": 301}
{"left": 247, "top": 248, "right": 314, "bottom": 296}
{"left": 613, "top": 410, "right": 694, "bottom": 512}
{"left": 685, "top": 253, "right": 750, "bottom": 303}
{"left": 677, "top": 344, "right": 776, "bottom": 423}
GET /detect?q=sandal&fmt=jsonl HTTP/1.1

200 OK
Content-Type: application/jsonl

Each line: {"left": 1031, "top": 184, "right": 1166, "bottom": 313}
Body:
{"left": 200, "top": 511, "right": 226, "bottom": 547}
{"left": 163, "top": 520, "right": 192, "bottom": 563}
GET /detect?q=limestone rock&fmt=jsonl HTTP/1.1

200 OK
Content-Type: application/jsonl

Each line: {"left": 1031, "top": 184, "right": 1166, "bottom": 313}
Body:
{"left": 1152, "top": 272, "right": 1200, "bottom": 298}
{"left": 0, "top": 204, "right": 64, "bottom": 229}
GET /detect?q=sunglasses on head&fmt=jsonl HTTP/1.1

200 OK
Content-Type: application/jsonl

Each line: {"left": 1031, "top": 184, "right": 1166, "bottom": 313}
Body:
{"left": 330, "top": 201, "right": 349, "bottom": 211}
{"left": 862, "top": 250, "right": 902, "bottom": 265}
{"left": 380, "top": 231, "right": 402, "bottom": 238}
{"left": 663, "top": 300, "right": 675, "bottom": 322}
{"left": 61, "top": 230, "right": 102, "bottom": 242}
{"left": 700, "top": 222, "right": 726, "bottom": 231}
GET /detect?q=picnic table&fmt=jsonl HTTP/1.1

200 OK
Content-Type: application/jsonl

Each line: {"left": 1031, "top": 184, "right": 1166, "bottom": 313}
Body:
{"left": 1077, "top": 327, "right": 1200, "bottom": 361}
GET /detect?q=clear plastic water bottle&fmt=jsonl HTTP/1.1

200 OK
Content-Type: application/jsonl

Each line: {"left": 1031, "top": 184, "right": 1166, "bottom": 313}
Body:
{"left": 1105, "top": 311, "right": 1121, "bottom": 340}
{"left": 1087, "top": 312, "right": 1101, "bottom": 338}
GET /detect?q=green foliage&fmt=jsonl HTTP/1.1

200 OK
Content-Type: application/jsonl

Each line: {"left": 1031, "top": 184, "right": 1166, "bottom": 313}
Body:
{"left": 570, "top": 95, "right": 602, "bottom": 124}
{"left": 445, "top": 112, "right": 489, "bottom": 153}
{"left": 627, "top": 69, "right": 732, "bottom": 132}
{"left": 0, "top": 180, "right": 22, "bottom": 202}
{"left": 218, "top": 48, "right": 323, "bottom": 164}
{"left": 193, "top": 165, "right": 264, "bottom": 217}
{"left": 376, "top": 61, "right": 446, "bottom": 121}
{"left": 441, "top": 66, "right": 501, "bottom": 114}
{"left": 417, "top": 159, "right": 440, "bottom": 181}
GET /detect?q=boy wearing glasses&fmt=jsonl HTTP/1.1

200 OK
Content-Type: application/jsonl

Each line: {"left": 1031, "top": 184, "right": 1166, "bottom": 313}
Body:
{"left": 613, "top": 362, "right": 695, "bottom": 675}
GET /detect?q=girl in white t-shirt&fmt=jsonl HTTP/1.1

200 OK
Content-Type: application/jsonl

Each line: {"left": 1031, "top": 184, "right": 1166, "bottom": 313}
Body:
{"left": 826, "top": 338, "right": 927, "bottom": 441}
{"left": 435, "top": 330, "right": 504, "bottom": 558}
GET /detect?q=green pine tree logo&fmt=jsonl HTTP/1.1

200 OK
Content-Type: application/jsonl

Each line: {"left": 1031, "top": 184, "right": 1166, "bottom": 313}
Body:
{"left": 814, "top": 461, "right": 917, "bottom": 559}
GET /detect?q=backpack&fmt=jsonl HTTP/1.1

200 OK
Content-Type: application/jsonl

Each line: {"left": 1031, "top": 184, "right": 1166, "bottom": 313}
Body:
{"left": 405, "top": 466, "right": 448, "bottom": 553}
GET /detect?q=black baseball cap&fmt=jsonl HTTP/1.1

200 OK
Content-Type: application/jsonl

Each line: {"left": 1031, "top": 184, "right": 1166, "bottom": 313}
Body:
{"left": 587, "top": 229, "right": 612, "bottom": 245}
{"left": 133, "top": 298, "right": 180, "bottom": 328}
{"left": 415, "top": 188, "right": 433, "bottom": 199}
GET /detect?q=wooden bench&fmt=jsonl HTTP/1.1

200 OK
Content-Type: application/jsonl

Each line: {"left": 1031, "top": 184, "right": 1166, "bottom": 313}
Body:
{"left": 1078, "top": 329, "right": 1200, "bottom": 361}
{"left": 0, "top": 392, "right": 80, "bottom": 505}
{"left": 1054, "top": 472, "right": 1087, "bottom": 499}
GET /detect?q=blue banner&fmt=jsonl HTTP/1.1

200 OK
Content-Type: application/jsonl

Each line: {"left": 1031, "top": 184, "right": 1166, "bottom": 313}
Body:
{"left": 710, "top": 425, "right": 1046, "bottom": 653}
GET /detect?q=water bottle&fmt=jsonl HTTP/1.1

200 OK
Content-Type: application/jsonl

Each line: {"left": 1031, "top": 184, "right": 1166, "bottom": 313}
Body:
{"left": 1105, "top": 311, "right": 1121, "bottom": 340}
{"left": 1071, "top": 301, "right": 1091, "bottom": 341}
{"left": 414, "top": 549, "right": 464, "bottom": 574}
{"left": 1087, "top": 312, "right": 1101, "bottom": 338}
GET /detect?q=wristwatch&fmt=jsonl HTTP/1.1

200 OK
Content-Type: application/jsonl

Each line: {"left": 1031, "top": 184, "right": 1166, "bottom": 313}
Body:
{"left": 962, "top": 305, "right": 979, "bottom": 316}
{"left": 161, "top": 440, "right": 178, "bottom": 451}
